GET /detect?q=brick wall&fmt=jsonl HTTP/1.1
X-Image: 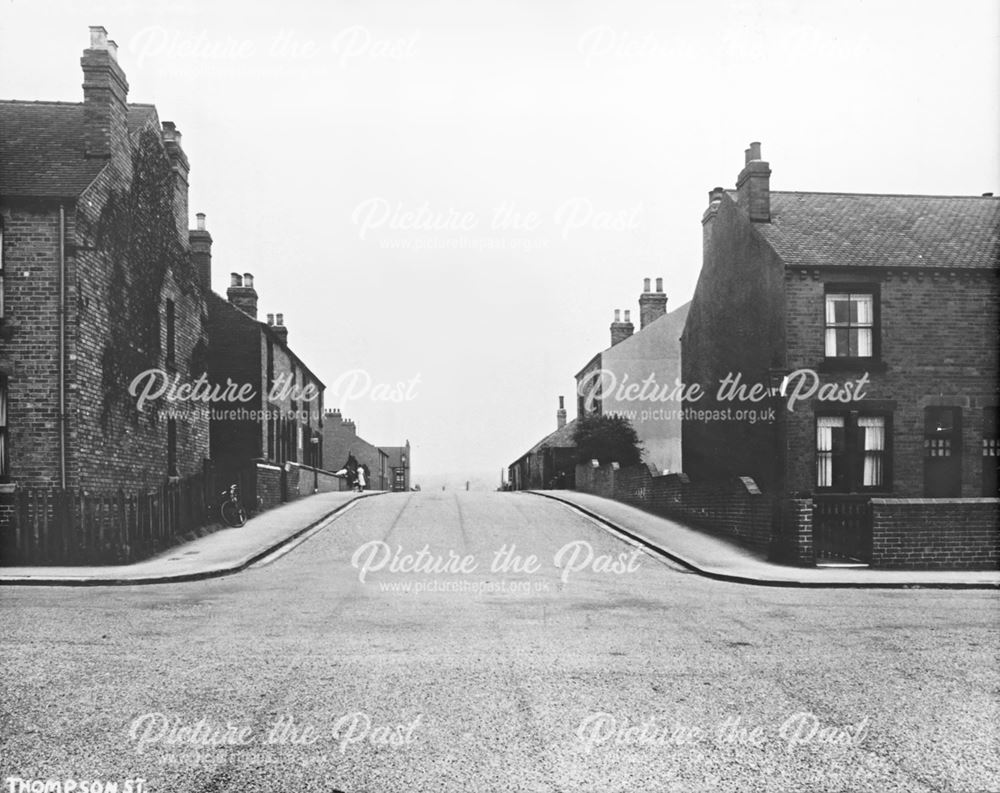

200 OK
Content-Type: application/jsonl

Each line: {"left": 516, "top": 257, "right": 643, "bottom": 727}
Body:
{"left": 68, "top": 120, "right": 210, "bottom": 493}
{"left": 871, "top": 498, "right": 999, "bottom": 569}
{"left": 255, "top": 463, "right": 285, "bottom": 511}
{"left": 322, "top": 410, "right": 388, "bottom": 489}
{"left": 575, "top": 462, "right": 775, "bottom": 555}
{"left": 288, "top": 462, "right": 349, "bottom": 496}
{"left": 0, "top": 205, "right": 63, "bottom": 485}
{"left": 783, "top": 269, "right": 999, "bottom": 497}
{"left": 1, "top": 118, "right": 210, "bottom": 494}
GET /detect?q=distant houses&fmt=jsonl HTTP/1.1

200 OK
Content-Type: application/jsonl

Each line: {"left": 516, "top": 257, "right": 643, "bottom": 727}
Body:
{"left": 576, "top": 278, "right": 689, "bottom": 475}
{"left": 508, "top": 397, "right": 577, "bottom": 490}
{"left": 509, "top": 277, "right": 688, "bottom": 489}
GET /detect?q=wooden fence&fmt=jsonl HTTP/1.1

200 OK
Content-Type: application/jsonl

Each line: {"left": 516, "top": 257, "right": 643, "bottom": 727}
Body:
{"left": 2, "top": 473, "right": 215, "bottom": 566}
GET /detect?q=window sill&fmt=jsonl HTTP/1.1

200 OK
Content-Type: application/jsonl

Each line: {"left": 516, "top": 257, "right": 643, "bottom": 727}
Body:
{"left": 818, "top": 358, "right": 887, "bottom": 374}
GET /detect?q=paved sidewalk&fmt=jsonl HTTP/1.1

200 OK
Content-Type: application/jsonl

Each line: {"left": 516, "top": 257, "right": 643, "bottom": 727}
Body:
{"left": 530, "top": 490, "right": 1000, "bottom": 589}
{"left": 0, "top": 490, "right": 385, "bottom": 586}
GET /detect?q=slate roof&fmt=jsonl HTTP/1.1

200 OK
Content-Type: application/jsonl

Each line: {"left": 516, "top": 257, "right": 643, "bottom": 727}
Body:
{"left": 747, "top": 191, "right": 1000, "bottom": 270}
{"left": 520, "top": 418, "right": 578, "bottom": 459}
{"left": 0, "top": 100, "right": 157, "bottom": 198}
{"left": 206, "top": 292, "right": 326, "bottom": 389}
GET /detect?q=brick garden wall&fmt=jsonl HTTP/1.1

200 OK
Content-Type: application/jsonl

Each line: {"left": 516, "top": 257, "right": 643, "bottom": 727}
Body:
{"left": 575, "top": 463, "right": 775, "bottom": 556}
{"left": 871, "top": 498, "right": 999, "bottom": 569}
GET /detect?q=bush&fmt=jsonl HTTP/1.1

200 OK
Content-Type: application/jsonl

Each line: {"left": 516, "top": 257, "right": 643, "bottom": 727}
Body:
{"left": 572, "top": 414, "right": 643, "bottom": 466}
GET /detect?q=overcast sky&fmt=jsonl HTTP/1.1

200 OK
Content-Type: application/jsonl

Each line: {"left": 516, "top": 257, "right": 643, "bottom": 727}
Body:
{"left": 2, "top": 0, "right": 997, "bottom": 488}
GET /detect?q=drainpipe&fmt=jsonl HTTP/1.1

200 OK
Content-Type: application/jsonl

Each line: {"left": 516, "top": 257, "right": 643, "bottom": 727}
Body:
{"left": 58, "top": 204, "right": 67, "bottom": 489}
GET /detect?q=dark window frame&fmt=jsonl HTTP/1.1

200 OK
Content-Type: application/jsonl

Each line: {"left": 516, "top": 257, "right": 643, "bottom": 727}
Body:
{"left": 815, "top": 408, "right": 893, "bottom": 494}
{"left": 821, "top": 282, "right": 882, "bottom": 370}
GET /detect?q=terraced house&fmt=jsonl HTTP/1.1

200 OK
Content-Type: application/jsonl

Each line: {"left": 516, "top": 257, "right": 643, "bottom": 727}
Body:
{"left": 682, "top": 142, "right": 999, "bottom": 568}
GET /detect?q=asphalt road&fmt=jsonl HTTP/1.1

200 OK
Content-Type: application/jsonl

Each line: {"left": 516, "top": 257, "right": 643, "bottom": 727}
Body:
{"left": 1, "top": 491, "right": 998, "bottom": 793}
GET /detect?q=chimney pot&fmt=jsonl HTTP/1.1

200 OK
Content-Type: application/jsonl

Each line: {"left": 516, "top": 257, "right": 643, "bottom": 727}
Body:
{"left": 267, "top": 313, "right": 275, "bottom": 325}
{"left": 107, "top": 39, "right": 118, "bottom": 61}
{"left": 559, "top": 395, "right": 565, "bottom": 410}
{"left": 643, "top": 277, "right": 651, "bottom": 293}
{"left": 230, "top": 273, "right": 242, "bottom": 287}
{"left": 276, "top": 313, "right": 284, "bottom": 326}
{"left": 89, "top": 26, "right": 108, "bottom": 48}
{"left": 614, "top": 309, "right": 621, "bottom": 323}
{"left": 624, "top": 309, "right": 631, "bottom": 323}
{"left": 243, "top": 273, "right": 254, "bottom": 289}
{"left": 196, "top": 212, "right": 206, "bottom": 231}
{"left": 82, "top": 25, "right": 129, "bottom": 159}
{"left": 639, "top": 276, "right": 669, "bottom": 329}
{"left": 736, "top": 141, "right": 771, "bottom": 223}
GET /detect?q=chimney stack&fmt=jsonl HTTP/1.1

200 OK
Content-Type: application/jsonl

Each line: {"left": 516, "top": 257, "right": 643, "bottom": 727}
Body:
{"left": 82, "top": 26, "right": 129, "bottom": 160}
{"left": 556, "top": 395, "right": 567, "bottom": 430}
{"left": 702, "top": 186, "right": 725, "bottom": 246}
{"left": 638, "top": 276, "right": 668, "bottom": 329}
{"left": 736, "top": 141, "right": 771, "bottom": 222}
{"left": 610, "top": 308, "right": 634, "bottom": 346}
{"left": 161, "top": 121, "right": 190, "bottom": 240}
{"left": 189, "top": 212, "right": 212, "bottom": 291}
{"left": 227, "top": 271, "right": 258, "bottom": 319}
{"left": 271, "top": 312, "right": 288, "bottom": 345}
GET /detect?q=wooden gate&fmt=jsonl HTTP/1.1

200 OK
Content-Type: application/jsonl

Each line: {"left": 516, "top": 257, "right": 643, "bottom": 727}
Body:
{"left": 813, "top": 495, "right": 872, "bottom": 564}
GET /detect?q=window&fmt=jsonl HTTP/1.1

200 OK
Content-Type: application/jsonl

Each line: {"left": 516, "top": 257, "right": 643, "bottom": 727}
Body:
{"left": 984, "top": 407, "right": 999, "bottom": 497}
{"left": 924, "top": 407, "right": 962, "bottom": 497}
{"left": 167, "top": 418, "right": 178, "bottom": 478}
{"left": 816, "top": 412, "right": 890, "bottom": 492}
{"left": 0, "top": 373, "right": 8, "bottom": 481}
{"left": 825, "top": 288, "right": 877, "bottom": 359}
{"left": 164, "top": 299, "right": 176, "bottom": 366}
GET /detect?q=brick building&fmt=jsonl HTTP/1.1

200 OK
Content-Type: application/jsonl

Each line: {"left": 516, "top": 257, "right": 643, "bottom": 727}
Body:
{"left": 0, "top": 27, "right": 209, "bottom": 495}
{"left": 509, "top": 397, "right": 577, "bottom": 490}
{"left": 381, "top": 443, "right": 411, "bottom": 491}
{"left": 321, "top": 409, "right": 390, "bottom": 491}
{"left": 574, "top": 279, "right": 690, "bottom": 474}
{"left": 681, "top": 142, "right": 999, "bottom": 568}
{"left": 205, "top": 273, "right": 325, "bottom": 484}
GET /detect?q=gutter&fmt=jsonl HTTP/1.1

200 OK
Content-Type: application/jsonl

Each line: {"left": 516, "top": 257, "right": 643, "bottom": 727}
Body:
{"left": 58, "top": 204, "right": 67, "bottom": 489}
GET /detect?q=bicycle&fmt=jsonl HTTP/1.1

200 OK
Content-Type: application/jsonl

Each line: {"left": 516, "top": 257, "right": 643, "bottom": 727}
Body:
{"left": 219, "top": 483, "right": 248, "bottom": 528}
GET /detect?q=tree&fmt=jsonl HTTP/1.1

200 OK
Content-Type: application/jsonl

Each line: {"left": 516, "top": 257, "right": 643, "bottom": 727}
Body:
{"left": 572, "top": 414, "right": 644, "bottom": 466}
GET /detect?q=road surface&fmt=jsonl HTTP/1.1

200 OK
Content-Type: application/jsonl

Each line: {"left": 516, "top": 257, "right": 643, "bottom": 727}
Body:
{"left": 2, "top": 491, "right": 997, "bottom": 792}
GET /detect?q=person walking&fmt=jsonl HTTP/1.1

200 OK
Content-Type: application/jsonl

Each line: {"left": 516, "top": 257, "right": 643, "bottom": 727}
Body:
{"left": 356, "top": 465, "right": 367, "bottom": 493}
